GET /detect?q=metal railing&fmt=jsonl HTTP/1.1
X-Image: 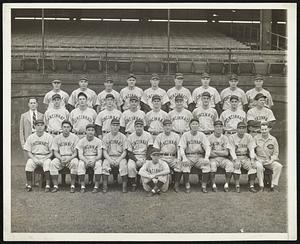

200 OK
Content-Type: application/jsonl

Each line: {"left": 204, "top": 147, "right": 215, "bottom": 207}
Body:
{"left": 270, "top": 31, "right": 287, "bottom": 50}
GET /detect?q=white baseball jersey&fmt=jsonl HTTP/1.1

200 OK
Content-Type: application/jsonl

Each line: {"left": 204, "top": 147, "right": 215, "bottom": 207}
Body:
{"left": 96, "top": 89, "right": 123, "bottom": 111}
{"left": 141, "top": 87, "right": 170, "bottom": 109}
{"left": 68, "top": 88, "right": 97, "bottom": 108}
{"left": 247, "top": 107, "right": 276, "bottom": 123}
{"left": 127, "top": 131, "right": 153, "bottom": 156}
{"left": 246, "top": 88, "right": 274, "bottom": 109}
{"left": 70, "top": 107, "right": 97, "bottom": 132}
{"left": 102, "top": 132, "right": 128, "bottom": 156}
{"left": 120, "top": 86, "right": 144, "bottom": 110}
{"left": 192, "top": 106, "right": 218, "bottom": 132}
{"left": 44, "top": 107, "right": 69, "bottom": 132}
{"left": 52, "top": 133, "right": 79, "bottom": 156}
{"left": 229, "top": 133, "right": 255, "bottom": 157}
{"left": 76, "top": 136, "right": 102, "bottom": 156}
{"left": 167, "top": 86, "right": 193, "bottom": 110}
{"left": 139, "top": 160, "right": 170, "bottom": 177}
{"left": 24, "top": 132, "right": 53, "bottom": 154}
{"left": 43, "top": 90, "right": 69, "bottom": 108}
{"left": 220, "top": 109, "right": 246, "bottom": 131}
{"left": 192, "top": 86, "right": 221, "bottom": 108}
{"left": 153, "top": 132, "right": 180, "bottom": 155}
{"left": 120, "top": 109, "right": 146, "bottom": 134}
{"left": 168, "top": 109, "right": 193, "bottom": 134}
{"left": 208, "top": 133, "right": 232, "bottom": 152}
{"left": 95, "top": 108, "right": 122, "bottom": 132}
{"left": 145, "top": 110, "right": 169, "bottom": 134}
{"left": 179, "top": 131, "right": 210, "bottom": 154}
{"left": 254, "top": 134, "right": 279, "bottom": 162}
{"left": 220, "top": 87, "right": 248, "bottom": 110}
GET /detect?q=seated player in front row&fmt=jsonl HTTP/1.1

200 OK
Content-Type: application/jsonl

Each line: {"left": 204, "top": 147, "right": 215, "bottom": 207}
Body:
{"left": 50, "top": 120, "right": 79, "bottom": 193}
{"left": 138, "top": 149, "right": 170, "bottom": 197}
{"left": 24, "top": 119, "right": 53, "bottom": 192}
{"left": 76, "top": 124, "right": 103, "bottom": 193}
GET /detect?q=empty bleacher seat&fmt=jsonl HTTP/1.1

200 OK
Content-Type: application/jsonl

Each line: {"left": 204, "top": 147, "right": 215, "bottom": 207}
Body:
{"left": 238, "top": 62, "right": 256, "bottom": 75}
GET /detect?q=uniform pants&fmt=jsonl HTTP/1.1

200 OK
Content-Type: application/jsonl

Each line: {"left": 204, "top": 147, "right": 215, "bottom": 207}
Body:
{"left": 258, "top": 160, "right": 283, "bottom": 186}
{"left": 25, "top": 155, "right": 51, "bottom": 172}
{"left": 77, "top": 156, "right": 102, "bottom": 175}
{"left": 160, "top": 156, "right": 182, "bottom": 172}
{"left": 182, "top": 155, "right": 210, "bottom": 173}
{"left": 102, "top": 156, "right": 128, "bottom": 176}
{"left": 141, "top": 175, "right": 169, "bottom": 192}
{"left": 50, "top": 158, "right": 79, "bottom": 175}
{"left": 128, "top": 155, "right": 146, "bottom": 178}
{"left": 210, "top": 157, "right": 234, "bottom": 173}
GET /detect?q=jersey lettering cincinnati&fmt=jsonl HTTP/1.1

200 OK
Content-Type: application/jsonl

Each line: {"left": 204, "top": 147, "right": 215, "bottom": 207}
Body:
{"left": 108, "top": 140, "right": 124, "bottom": 147}
{"left": 169, "top": 93, "right": 189, "bottom": 100}
{"left": 73, "top": 115, "right": 94, "bottom": 124}
{"left": 31, "top": 141, "right": 49, "bottom": 147}
{"left": 125, "top": 116, "right": 143, "bottom": 124}
{"left": 58, "top": 141, "right": 73, "bottom": 147}
{"left": 48, "top": 113, "right": 66, "bottom": 120}
{"left": 161, "top": 139, "right": 177, "bottom": 146}
{"left": 123, "top": 93, "right": 141, "bottom": 100}
{"left": 211, "top": 141, "right": 226, "bottom": 150}
{"left": 146, "top": 165, "right": 163, "bottom": 174}
{"left": 197, "top": 112, "right": 215, "bottom": 119}
{"left": 101, "top": 114, "right": 120, "bottom": 123}
{"left": 83, "top": 144, "right": 99, "bottom": 155}
{"left": 224, "top": 114, "right": 244, "bottom": 124}
{"left": 148, "top": 116, "right": 164, "bottom": 123}
{"left": 255, "top": 115, "right": 268, "bottom": 121}
{"left": 187, "top": 140, "right": 204, "bottom": 147}
{"left": 131, "top": 139, "right": 148, "bottom": 148}
{"left": 170, "top": 115, "right": 190, "bottom": 122}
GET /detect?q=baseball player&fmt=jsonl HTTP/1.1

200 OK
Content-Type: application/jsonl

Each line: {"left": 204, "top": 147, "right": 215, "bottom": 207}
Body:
{"left": 95, "top": 94, "right": 122, "bottom": 139}
{"left": 43, "top": 79, "right": 69, "bottom": 109}
{"left": 145, "top": 94, "right": 169, "bottom": 140}
{"left": 102, "top": 119, "right": 128, "bottom": 193}
{"left": 95, "top": 77, "right": 123, "bottom": 113}
{"left": 208, "top": 120, "right": 236, "bottom": 192}
{"left": 178, "top": 118, "right": 211, "bottom": 193}
{"left": 168, "top": 94, "right": 193, "bottom": 136}
{"left": 44, "top": 94, "right": 69, "bottom": 136}
{"left": 153, "top": 119, "right": 182, "bottom": 192}
{"left": 120, "top": 73, "right": 144, "bottom": 111}
{"left": 191, "top": 72, "right": 221, "bottom": 112}
{"left": 138, "top": 149, "right": 170, "bottom": 197}
{"left": 228, "top": 122, "right": 264, "bottom": 193}
{"left": 246, "top": 74, "right": 274, "bottom": 109}
{"left": 76, "top": 124, "right": 103, "bottom": 193}
{"left": 254, "top": 122, "right": 283, "bottom": 192}
{"left": 220, "top": 95, "right": 247, "bottom": 137}
{"left": 220, "top": 74, "right": 248, "bottom": 111}
{"left": 192, "top": 91, "right": 218, "bottom": 136}
{"left": 141, "top": 73, "right": 170, "bottom": 112}
{"left": 127, "top": 119, "right": 153, "bottom": 191}
{"left": 24, "top": 119, "right": 53, "bottom": 192}
{"left": 247, "top": 93, "right": 276, "bottom": 130}
{"left": 167, "top": 73, "right": 193, "bottom": 111}
{"left": 120, "top": 95, "right": 146, "bottom": 136}
{"left": 50, "top": 120, "right": 79, "bottom": 193}
{"left": 68, "top": 75, "right": 97, "bottom": 110}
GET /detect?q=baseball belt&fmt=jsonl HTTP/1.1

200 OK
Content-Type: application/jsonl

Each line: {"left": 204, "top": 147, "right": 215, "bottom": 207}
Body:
{"left": 102, "top": 130, "right": 110, "bottom": 134}
{"left": 149, "top": 131, "right": 161, "bottom": 136}
{"left": 186, "top": 152, "right": 203, "bottom": 156}
{"left": 161, "top": 153, "right": 176, "bottom": 156}
{"left": 74, "top": 131, "right": 86, "bottom": 135}
{"left": 225, "top": 130, "right": 237, "bottom": 134}
{"left": 236, "top": 153, "right": 248, "bottom": 157}
{"left": 201, "top": 130, "right": 214, "bottom": 135}
{"left": 172, "top": 130, "right": 184, "bottom": 135}
{"left": 34, "top": 153, "right": 49, "bottom": 155}
{"left": 49, "top": 131, "right": 62, "bottom": 135}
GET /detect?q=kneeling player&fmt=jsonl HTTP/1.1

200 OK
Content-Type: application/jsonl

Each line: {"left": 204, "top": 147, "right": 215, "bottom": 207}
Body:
{"left": 229, "top": 122, "right": 264, "bottom": 193}
{"left": 127, "top": 119, "right": 153, "bottom": 191}
{"left": 50, "top": 120, "right": 79, "bottom": 193}
{"left": 76, "top": 124, "right": 103, "bottom": 193}
{"left": 208, "top": 120, "right": 236, "bottom": 192}
{"left": 138, "top": 150, "right": 170, "bottom": 197}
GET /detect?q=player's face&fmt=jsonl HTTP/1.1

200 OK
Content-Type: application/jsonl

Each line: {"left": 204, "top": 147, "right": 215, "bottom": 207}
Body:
{"left": 230, "top": 99, "right": 238, "bottom": 109}
{"left": 62, "top": 123, "right": 71, "bottom": 134}
{"left": 237, "top": 126, "right": 246, "bottom": 135}
{"left": 86, "top": 127, "right": 95, "bottom": 137}
{"left": 135, "top": 124, "right": 144, "bottom": 134}
{"left": 127, "top": 77, "right": 136, "bottom": 87}
{"left": 28, "top": 98, "right": 38, "bottom": 110}
{"left": 201, "top": 96, "right": 210, "bottom": 106}
{"left": 78, "top": 95, "right": 87, "bottom": 106}
{"left": 104, "top": 82, "right": 113, "bottom": 90}
{"left": 52, "top": 82, "right": 61, "bottom": 90}
{"left": 174, "top": 78, "right": 183, "bottom": 86}
{"left": 229, "top": 80, "right": 238, "bottom": 88}
{"left": 152, "top": 99, "right": 161, "bottom": 109}
{"left": 260, "top": 125, "right": 269, "bottom": 136}
{"left": 175, "top": 100, "right": 184, "bottom": 109}
{"left": 111, "top": 124, "right": 120, "bottom": 133}
{"left": 106, "top": 98, "right": 114, "bottom": 107}
{"left": 201, "top": 77, "right": 210, "bottom": 86}
{"left": 190, "top": 121, "right": 199, "bottom": 132}
{"left": 151, "top": 154, "right": 160, "bottom": 163}
{"left": 254, "top": 79, "right": 263, "bottom": 88}
{"left": 53, "top": 98, "right": 61, "bottom": 107}
{"left": 129, "top": 99, "right": 138, "bottom": 109}
{"left": 35, "top": 123, "right": 45, "bottom": 132}
{"left": 164, "top": 123, "right": 172, "bottom": 133}
{"left": 214, "top": 124, "right": 223, "bottom": 134}
{"left": 79, "top": 80, "right": 88, "bottom": 89}
{"left": 150, "top": 78, "right": 159, "bottom": 87}
{"left": 257, "top": 98, "right": 266, "bottom": 107}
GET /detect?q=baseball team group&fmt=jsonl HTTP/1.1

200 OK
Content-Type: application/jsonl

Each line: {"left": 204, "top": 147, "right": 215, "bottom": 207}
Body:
{"left": 19, "top": 72, "right": 283, "bottom": 196}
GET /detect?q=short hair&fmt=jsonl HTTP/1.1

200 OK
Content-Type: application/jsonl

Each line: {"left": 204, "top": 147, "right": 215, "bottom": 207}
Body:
{"left": 28, "top": 97, "right": 38, "bottom": 103}
{"left": 189, "top": 118, "right": 199, "bottom": 125}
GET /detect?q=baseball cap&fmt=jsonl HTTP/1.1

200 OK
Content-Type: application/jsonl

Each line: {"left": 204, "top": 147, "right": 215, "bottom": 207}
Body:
{"left": 128, "top": 73, "right": 136, "bottom": 79}
{"left": 52, "top": 94, "right": 61, "bottom": 100}
{"left": 129, "top": 95, "right": 139, "bottom": 101}
{"left": 229, "top": 74, "right": 238, "bottom": 81}
{"left": 151, "top": 149, "right": 161, "bottom": 156}
{"left": 77, "top": 92, "right": 87, "bottom": 99}
{"left": 175, "top": 73, "right": 184, "bottom": 79}
{"left": 79, "top": 75, "right": 88, "bottom": 81}
{"left": 254, "top": 93, "right": 267, "bottom": 100}
{"left": 230, "top": 95, "right": 239, "bottom": 101}
{"left": 52, "top": 79, "right": 61, "bottom": 84}
{"left": 61, "top": 120, "right": 72, "bottom": 128}
{"left": 151, "top": 73, "right": 160, "bottom": 80}
{"left": 105, "top": 77, "right": 114, "bottom": 83}
{"left": 247, "top": 120, "right": 260, "bottom": 128}
{"left": 255, "top": 74, "right": 264, "bottom": 81}
{"left": 105, "top": 94, "right": 115, "bottom": 99}
{"left": 201, "top": 72, "right": 210, "bottom": 78}
{"left": 111, "top": 118, "right": 120, "bottom": 125}
{"left": 214, "top": 120, "right": 223, "bottom": 126}
{"left": 175, "top": 94, "right": 184, "bottom": 101}
{"left": 134, "top": 119, "right": 144, "bottom": 126}
{"left": 163, "top": 119, "right": 172, "bottom": 125}
{"left": 237, "top": 121, "right": 247, "bottom": 128}
{"left": 86, "top": 124, "right": 95, "bottom": 130}
{"left": 189, "top": 118, "right": 199, "bottom": 125}
{"left": 202, "top": 91, "right": 211, "bottom": 98}
{"left": 34, "top": 119, "right": 44, "bottom": 126}
{"left": 151, "top": 94, "right": 161, "bottom": 101}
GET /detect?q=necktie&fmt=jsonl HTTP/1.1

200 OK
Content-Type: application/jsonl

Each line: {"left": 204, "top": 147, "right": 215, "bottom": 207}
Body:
{"left": 32, "top": 111, "right": 37, "bottom": 129}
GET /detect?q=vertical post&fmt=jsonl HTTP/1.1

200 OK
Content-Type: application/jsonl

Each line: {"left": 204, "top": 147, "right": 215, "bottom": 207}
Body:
{"left": 276, "top": 34, "right": 279, "bottom": 50}
{"left": 167, "top": 9, "right": 170, "bottom": 76}
{"left": 259, "top": 9, "right": 272, "bottom": 50}
{"left": 228, "top": 48, "right": 232, "bottom": 74}
{"left": 41, "top": 8, "right": 45, "bottom": 76}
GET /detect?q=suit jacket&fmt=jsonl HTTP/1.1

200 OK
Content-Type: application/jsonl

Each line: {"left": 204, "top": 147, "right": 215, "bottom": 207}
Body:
{"left": 19, "top": 110, "right": 44, "bottom": 148}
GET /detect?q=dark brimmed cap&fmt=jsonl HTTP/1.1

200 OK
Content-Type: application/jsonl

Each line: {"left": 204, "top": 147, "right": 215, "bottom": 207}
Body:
{"left": 52, "top": 94, "right": 61, "bottom": 100}
{"left": 175, "top": 94, "right": 184, "bottom": 101}
{"left": 152, "top": 94, "right": 161, "bottom": 101}
{"left": 105, "top": 94, "right": 115, "bottom": 99}
{"left": 201, "top": 72, "right": 210, "bottom": 78}
{"left": 86, "top": 124, "right": 95, "bottom": 130}
{"left": 229, "top": 74, "right": 238, "bottom": 81}
{"left": 111, "top": 118, "right": 120, "bottom": 125}
{"left": 151, "top": 73, "right": 160, "bottom": 80}
{"left": 34, "top": 119, "right": 44, "bottom": 126}
{"left": 175, "top": 73, "right": 184, "bottom": 79}
{"left": 163, "top": 119, "right": 172, "bottom": 125}
{"left": 77, "top": 92, "right": 87, "bottom": 99}
{"left": 128, "top": 73, "right": 136, "bottom": 79}
{"left": 61, "top": 120, "right": 72, "bottom": 128}
{"left": 230, "top": 95, "right": 239, "bottom": 101}
{"left": 254, "top": 93, "right": 267, "bottom": 100}
{"left": 129, "top": 95, "right": 139, "bottom": 101}
{"left": 237, "top": 121, "right": 247, "bottom": 128}
{"left": 134, "top": 119, "right": 144, "bottom": 126}
{"left": 202, "top": 91, "right": 211, "bottom": 98}
{"left": 214, "top": 120, "right": 223, "bottom": 126}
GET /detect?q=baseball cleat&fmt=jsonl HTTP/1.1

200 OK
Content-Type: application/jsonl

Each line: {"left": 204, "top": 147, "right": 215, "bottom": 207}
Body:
{"left": 70, "top": 187, "right": 75, "bottom": 193}
{"left": 92, "top": 188, "right": 99, "bottom": 193}
{"left": 202, "top": 187, "right": 208, "bottom": 193}
{"left": 147, "top": 191, "right": 155, "bottom": 197}
{"left": 122, "top": 186, "right": 128, "bottom": 193}
{"left": 185, "top": 187, "right": 191, "bottom": 193}
{"left": 235, "top": 186, "right": 240, "bottom": 193}
{"left": 156, "top": 188, "right": 161, "bottom": 194}
{"left": 80, "top": 188, "right": 86, "bottom": 193}
{"left": 102, "top": 187, "right": 108, "bottom": 194}
{"left": 270, "top": 186, "right": 279, "bottom": 192}
{"left": 45, "top": 187, "right": 50, "bottom": 193}
{"left": 224, "top": 186, "right": 229, "bottom": 192}
{"left": 51, "top": 187, "right": 59, "bottom": 193}
{"left": 25, "top": 186, "right": 32, "bottom": 192}
{"left": 249, "top": 187, "right": 257, "bottom": 193}
{"left": 174, "top": 185, "right": 180, "bottom": 193}
{"left": 131, "top": 184, "right": 137, "bottom": 192}
{"left": 258, "top": 187, "right": 264, "bottom": 192}
{"left": 212, "top": 185, "right": 217, "bottom": 192}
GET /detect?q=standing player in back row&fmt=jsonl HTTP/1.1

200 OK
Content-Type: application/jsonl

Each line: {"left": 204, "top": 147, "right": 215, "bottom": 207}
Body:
{"left": 142, "top": 73, "right": 170, "bottom": 112}
{"left": 167, "top": 73, "right": 193, "bottom": 111}
{"left": 43, "top": 79, "right": 69, "bottom": 110}
{"left": 220, "top": 74, "right": 248, "bottom": 111}
{"left": 68, "top": 75, "right": 97, "bottom": 110}
{"left": 191, "top": 72, "right": 221, "bottom": 113}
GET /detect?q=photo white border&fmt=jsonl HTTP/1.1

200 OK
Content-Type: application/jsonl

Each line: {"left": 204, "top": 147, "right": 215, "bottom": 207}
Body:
{"left": 3, "top": 2, "right": 297, "bottom": 241}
